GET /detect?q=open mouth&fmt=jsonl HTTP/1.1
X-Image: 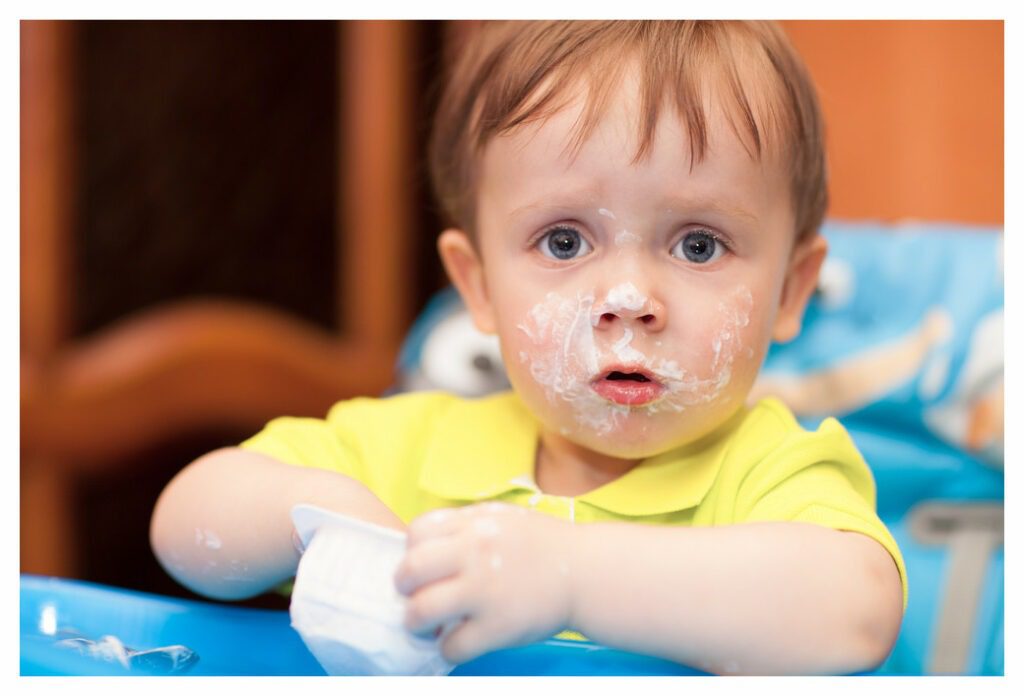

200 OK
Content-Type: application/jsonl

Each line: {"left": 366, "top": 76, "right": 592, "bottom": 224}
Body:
{"left": 592, "top": 367, "right": 664, "bottom": 406}
{"left": 605, "top": 370, "right": 652, "bottom": 383}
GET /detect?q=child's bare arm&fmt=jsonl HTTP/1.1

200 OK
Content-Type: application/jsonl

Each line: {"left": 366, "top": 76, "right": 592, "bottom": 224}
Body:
{"left": 568, "top": 520, "right": 903, "bottom": 675}
{"left": 150, "top": 447, "right": 404, "bottom": 601}
{"left": 396, "top": 506, "right": 902, "bottom": 675}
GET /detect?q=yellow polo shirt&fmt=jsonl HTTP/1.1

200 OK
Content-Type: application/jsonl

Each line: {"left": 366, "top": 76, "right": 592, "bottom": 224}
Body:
{"left": 240, "top": 390, "right": 907, "bottom": 612}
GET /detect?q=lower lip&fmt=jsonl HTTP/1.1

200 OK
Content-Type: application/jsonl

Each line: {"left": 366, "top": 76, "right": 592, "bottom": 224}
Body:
{"left": 591, "top": 379, "right": 665, "bottom": 406}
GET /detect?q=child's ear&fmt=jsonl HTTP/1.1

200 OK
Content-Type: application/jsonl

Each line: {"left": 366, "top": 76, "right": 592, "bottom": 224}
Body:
{"left": 771, "top": 234, "right": 828, "bottom": 343}
{"left": 437, "top": 228, "right": 497, "bottom": 334}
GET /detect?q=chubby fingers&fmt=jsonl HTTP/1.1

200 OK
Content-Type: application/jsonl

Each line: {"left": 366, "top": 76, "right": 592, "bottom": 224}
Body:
{"left": 403, "top": 576, "right": 474, "bottom": 638}
{"left": 407, "top": 502, "right": 526, "bottom": 541}
{"left": 394, "top": 535, "right": 463, "bottom": 596}
{"left": 438, "top": 616, "right": 506, "bottom": 665}
{"left": 406, "top": 507, "right": 467, "bottom": 547}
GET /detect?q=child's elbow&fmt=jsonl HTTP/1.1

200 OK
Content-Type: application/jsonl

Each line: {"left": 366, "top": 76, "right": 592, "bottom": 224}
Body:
{"left": 845, "top": 608, "right": 901, "bottom": 674}
{"left": 845, "top": 542, "right": 904, "bottom": 673}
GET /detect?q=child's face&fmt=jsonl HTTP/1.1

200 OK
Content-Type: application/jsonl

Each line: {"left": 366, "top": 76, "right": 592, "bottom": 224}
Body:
{"left": 441, "top": 70, "right": 825, "bottom": 459}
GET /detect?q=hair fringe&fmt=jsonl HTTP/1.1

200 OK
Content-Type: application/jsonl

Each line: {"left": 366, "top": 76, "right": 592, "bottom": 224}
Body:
{"left": 428, "top": 20, "right": 828, "bottom": 241}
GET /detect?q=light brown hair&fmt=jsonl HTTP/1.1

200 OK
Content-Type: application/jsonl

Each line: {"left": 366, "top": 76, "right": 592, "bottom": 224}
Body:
{"left": 428, "top": 20, "right": 828, "bottom": 243}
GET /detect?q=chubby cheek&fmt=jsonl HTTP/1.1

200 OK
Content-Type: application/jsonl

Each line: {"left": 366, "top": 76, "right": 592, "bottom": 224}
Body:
{"left": 655, "top": 286, "right": 760, "bottom": 411}
{"left": 705, "top": 288, "right": 767, "bottom": 401}
{"left": 507, "top": 291, "right": 601, "bottom": 404}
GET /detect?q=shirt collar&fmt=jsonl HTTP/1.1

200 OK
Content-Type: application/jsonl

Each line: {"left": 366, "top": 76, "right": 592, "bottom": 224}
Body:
{"left": 419, "top": 392, "right": 539, "bottom": 501}
{"left": 418, "top": 391, "right": 745, "bottom": 518}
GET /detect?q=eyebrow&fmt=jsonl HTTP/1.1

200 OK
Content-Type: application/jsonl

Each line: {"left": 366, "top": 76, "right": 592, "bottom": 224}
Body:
{"left": 507, "top": 192, "right": 599, "bottom": 223}
{"left": 662, "top": 196, "right": 760, "bottom": 225}
{"left": 507, "top": 195, "right": 759, "bottom": 225}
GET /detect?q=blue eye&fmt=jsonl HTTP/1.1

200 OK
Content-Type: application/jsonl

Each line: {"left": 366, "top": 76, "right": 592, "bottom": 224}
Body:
{"left": 672, "top": 230, "right": 724, "bottom": 264}
{"left": 539, "top": 225, "right": 593, "bottom": 260}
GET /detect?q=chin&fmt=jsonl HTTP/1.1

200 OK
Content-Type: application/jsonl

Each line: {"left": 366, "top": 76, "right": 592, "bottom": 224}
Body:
{"left": 557, "top": 409, "right": 700, "bottom": 460}
{"left": 558, "top": 395, "right": 745, "bottom": 460}
{"left": 580, "top": 437, "right": 672, "bottom": 460}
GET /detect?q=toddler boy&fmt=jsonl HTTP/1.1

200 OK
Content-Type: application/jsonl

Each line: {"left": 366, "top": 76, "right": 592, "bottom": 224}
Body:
{"left": 151, "top": 20, "right": 906, "bottom": 675}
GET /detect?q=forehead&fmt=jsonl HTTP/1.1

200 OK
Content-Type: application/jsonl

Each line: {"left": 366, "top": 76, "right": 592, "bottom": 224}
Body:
{"left": 477, "top": 68, "right": 790, "bottom": 223}
{"left": 484, "top": 38, "right": 792, "bottom": 169}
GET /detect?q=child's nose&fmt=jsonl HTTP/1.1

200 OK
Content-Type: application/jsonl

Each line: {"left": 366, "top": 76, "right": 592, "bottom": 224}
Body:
{"left": 594, "top": 297, "right": 667, "bottom": 333}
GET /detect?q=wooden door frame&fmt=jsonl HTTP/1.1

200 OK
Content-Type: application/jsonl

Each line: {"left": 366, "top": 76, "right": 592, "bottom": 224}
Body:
{"left": 21, "top": 20, "right": 417, "bottom": 577}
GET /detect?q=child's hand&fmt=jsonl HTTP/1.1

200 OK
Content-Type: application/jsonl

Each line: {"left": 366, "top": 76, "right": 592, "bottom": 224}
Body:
{"left": 394, "top": 502, "right": 576, "bottom": 664}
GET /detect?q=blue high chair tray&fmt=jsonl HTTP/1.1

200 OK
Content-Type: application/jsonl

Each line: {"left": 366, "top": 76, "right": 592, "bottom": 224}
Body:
{"left": 20, "top": 575, "right": 704, "bottom": 676}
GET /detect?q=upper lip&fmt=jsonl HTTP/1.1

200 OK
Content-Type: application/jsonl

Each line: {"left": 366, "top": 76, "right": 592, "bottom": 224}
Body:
{"left": 595, "top": 364, "right": 661, "bottom": 385}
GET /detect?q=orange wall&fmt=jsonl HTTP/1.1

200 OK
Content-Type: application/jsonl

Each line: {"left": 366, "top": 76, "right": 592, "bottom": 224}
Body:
{"left": 780, "top": 20, "right": 1003, "bottom": 226}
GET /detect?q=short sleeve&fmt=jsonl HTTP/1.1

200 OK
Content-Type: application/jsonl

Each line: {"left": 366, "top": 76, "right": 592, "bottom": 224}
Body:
{"left": 239, "top": 410, "right": 367, "bottom": 481}
{"left": 736, "top": 417, "right": 908, "bottom": 610}
{"left": 237, "top": 392, "right": 461, "bottom": 522}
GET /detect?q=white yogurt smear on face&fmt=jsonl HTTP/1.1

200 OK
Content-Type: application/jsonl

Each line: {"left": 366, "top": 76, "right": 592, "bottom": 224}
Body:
{"left": 517, "top": 291, "right": 616, "bottom": 433}
{"left": 615, "top": 229, "right": 641, "bottom": 246}
{"left": 611, "top": 327, "right": 646, "bottom": 364}
{"left": 599, "top": 282, "right": 647, "bottom": 314}
{"left": 597, "top": 208, "right": 616, "bottom": 220}
{"left": 516, "top": 286, "right": 753, "bottom": 437}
